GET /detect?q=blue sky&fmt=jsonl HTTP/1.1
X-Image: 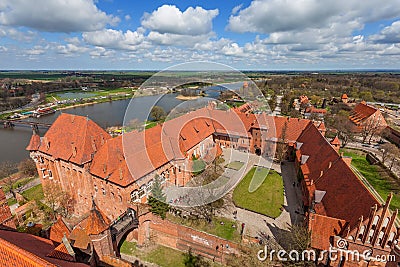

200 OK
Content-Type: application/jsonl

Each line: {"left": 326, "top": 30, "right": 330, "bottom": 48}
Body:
{"left": 0, "top": 0, "right": 400, "bottom": 70}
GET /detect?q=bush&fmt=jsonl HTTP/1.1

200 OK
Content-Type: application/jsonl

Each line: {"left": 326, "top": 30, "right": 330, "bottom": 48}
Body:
{"left": 18, "top": 159, "right": 37, "bottom": 177}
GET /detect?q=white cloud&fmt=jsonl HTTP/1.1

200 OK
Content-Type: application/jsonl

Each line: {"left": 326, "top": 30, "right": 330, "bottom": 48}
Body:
{"left": 89, "top": 47, "right": 115, "bottom": 58}
{"left": 141, "top": 5, "right": 218, "bottom": 36}
{"left": 125, "top": 15, "right": 131, "bottom": 21}
{"left": 83, "top": 28, "right": 148, "bottom": 50}
{"left": 221, "top": 43, "right": 245, "bottom": 57}
{"left": 147, "top": 31, "right": 214, "bottom": 47}
{"left": 227, "top": 0, "right": 400, "bottom": 34}
{"left": 25, "top": 45, "right": 47, "bottom": 55}
{"left": 57, "top": 43, "right": 89, "bottom": 56}
{"left": 370, "top": 20, "right": 400, "bottom": 44}
{"left": 0, "top": 0, "right": 119, "bottom": 32}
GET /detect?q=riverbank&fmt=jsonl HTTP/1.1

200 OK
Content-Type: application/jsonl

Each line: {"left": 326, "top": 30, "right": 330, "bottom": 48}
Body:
{"left": 175, "top": 95, "right": 203, "bottom": 100}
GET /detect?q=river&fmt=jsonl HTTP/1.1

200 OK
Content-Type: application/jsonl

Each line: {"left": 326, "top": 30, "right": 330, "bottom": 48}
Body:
{"left": 0, "top": 82, "right": 245, "bottom": 163}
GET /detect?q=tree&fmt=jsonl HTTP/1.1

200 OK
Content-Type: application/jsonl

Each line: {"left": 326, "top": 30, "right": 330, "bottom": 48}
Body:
{"left": 150, "top": 106, "right": 166, "bottom": 121}
{"left": 43, "top": 183, "right": 74, "bottom": 220}
{"left": 332, "top": 114, "right": 354, "bottom": 148}
{"left": 0, "top": 161, "right": 17, "bottom": 199}
{"left": 380, "top": 143, "right": 397, "bottom": 164}
{"left": 148, "top": 175, "right": 169, "bottom": 219}
{"left": 360, "top": 115, "right": 384, "bottom": 144}
{"left": 18, "top": 158, "right": 37, "bottom": 177}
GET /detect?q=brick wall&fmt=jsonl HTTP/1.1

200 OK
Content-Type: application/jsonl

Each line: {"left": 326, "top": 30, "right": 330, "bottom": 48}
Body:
{"left": 137, "top": 213, "right": 239, "bottom": 262}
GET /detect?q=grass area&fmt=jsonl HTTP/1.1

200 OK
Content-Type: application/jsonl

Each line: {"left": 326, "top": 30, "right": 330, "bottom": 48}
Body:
{"left": 144, "top": 121, "right": 158, "bottom": 129}
{"left": 120, "top": 240, "right": 137, "bottom": 255}
{"left": 225, "top": 161, "right": 244, "bottom": 171}
{"left": 120, "top": 242, "right": 222, "bottom": 267}
{"left": 21, "top": 184, "right": 44, "bottom": 202}
{"left": 145, "top": 246, "right": 186, "bottom": 267}
{"left": 7, "top": 198, "right": 17, "bottom": 206}
{"left": 342, "top": 149, "right": 400, "bottom": 213}
{"left": 192, "top": 159, "right": 206, "bottom": 175}
{"left": 167, "top": 214, "right": 241, "bottom": 242}
{"left": 233, "top": 168, "right": 284, "bottom": 218}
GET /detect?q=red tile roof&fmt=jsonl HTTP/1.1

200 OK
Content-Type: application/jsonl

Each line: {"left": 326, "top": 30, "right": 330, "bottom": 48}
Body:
{"left": 341, "top": 94, "right": 348, "bottom": 99}
{"left": 38, "top": 113, "right": 111, "bottom": 165}
{"left": 330, "top": 136, "right": 341, "bottom": 146}
{"left": 349, "top": 102, "right": 378, "bottom": 125}
{"left": 0, "top": 189, "right": 16, "bottom": 229}
{"left": 273, "top": 117, "right": 311, "bottom": 141}
{"left": 81, "top": 204, "right": 111, "bottom": 235}
{"left": 50, "top": 217, "right": 72, "bottom": 243}
{"left": 314, "top": 159, "right": 379, "bottom": 227}
{"left": 47, "top": 243, "right": 75, "bottom": 262}
{"left": 0, "top": 229, "right": 88, "bottom": 266}
{"left": 26, "top": 133, "right": 41, "bottom": 151}
{"left": 69, "top": 228, "right": 90, "bottom": 250}
{"left": 309, "top": 213, "right": 346, "bottom": 250}
{"left": 296, "top": 123, "right": 340, "bottom": 183}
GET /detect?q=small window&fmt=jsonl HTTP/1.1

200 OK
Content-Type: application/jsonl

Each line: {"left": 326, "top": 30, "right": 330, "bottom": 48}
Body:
{"left": 94, "top": 185, "right": 98, "bottom": 192}
{"left": 102, "top": 188, "right": 106, "bottom": 195}
{"left": 139, "top": 185, "right": 146, "bottom": 198}
{"left": 48, "top": 170, "right": 53, "bottom": 178}
{"left": 130, "top": 190, "right": 138, "bottom": 202}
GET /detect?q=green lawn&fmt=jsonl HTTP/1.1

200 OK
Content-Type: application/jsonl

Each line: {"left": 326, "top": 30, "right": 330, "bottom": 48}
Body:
{"left": 342, "top": 149, "right": 400, "bottom": 213}
{"left": 120, "top": 242, "right": 222, "bottom": 267}
{"left": 145, "top": 246, "right": 186, "bottom": 267}
{"left": 120, "top": 240, "right": 137, "bottom": 255}
{"left": 233, "top": 168, "right": 284, "bottom": 218}
{"left": 21, "top": 184, "right": 44, "bottom": 202}
{"left": 225, "top": 161, "right": 244, "bottom": 171}
{"left": 167, "top": 214, "right": 241, "bottom": 242}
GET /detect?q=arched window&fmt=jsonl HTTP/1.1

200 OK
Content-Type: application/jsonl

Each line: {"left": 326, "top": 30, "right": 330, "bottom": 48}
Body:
{"left": 358, "top": 225, "right": 365, "bottom": 240}
{"left": 387, "top": 232, "right": 396, "bottom": 247}
{"left": 371, "top": 215, "right": 380, "bottom": 230}
{"left": 367, "top": 229, "right": 374, "bottom": 243}
{"left": 382, "top": 217, "right": 390, "bottom": 228}
{"left": 377, "top": 231, "right": 385, "bottom": 245}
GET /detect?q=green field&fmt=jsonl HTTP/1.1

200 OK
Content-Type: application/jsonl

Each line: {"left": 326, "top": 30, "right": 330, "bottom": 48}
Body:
{"left": 225, "top": 161, "right": 244, "bottom": 171}
{"left": 233, "top": 168, "right": 284, "bottom": 218}
{"left": 342, "top": 149, "right": 400, "bottom": 213}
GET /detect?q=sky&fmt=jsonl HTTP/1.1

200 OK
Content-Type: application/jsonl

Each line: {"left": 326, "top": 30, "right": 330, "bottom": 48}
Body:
{"left": 0, "top": 0, "right": 400, "bottom": 70}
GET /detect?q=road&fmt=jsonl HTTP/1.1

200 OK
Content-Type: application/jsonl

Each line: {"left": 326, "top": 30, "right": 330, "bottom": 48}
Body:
{"left": 0, "top": 93, "right": 41, "bottom": 115}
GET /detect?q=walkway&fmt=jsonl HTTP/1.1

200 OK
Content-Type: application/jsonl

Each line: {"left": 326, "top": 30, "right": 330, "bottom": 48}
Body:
{"left": 165, "top": 149, "right": 304, "bottom": 243}
{"left": 218, "top": 159, "right": 303, "bottom": 239}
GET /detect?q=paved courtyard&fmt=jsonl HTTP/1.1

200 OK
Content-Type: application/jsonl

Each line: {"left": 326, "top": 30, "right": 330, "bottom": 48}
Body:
{"left": 165, "top": 148, "right": 304, "bottom": 242}
{"left": 217, "top": 149, "right": 304, "bottom": 239}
